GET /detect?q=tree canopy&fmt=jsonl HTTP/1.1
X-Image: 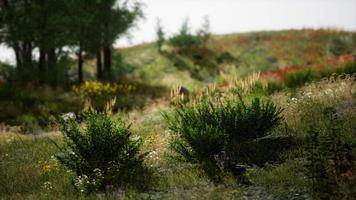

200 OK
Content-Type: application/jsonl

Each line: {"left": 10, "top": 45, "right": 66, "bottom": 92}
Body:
{"left": 0, "top": 0, "right": 142, "bottom": 85}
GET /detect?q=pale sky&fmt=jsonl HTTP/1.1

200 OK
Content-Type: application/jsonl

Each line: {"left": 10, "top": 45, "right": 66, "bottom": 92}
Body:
{"left": 1, "top": 0, "right": 356, "bottom": 64}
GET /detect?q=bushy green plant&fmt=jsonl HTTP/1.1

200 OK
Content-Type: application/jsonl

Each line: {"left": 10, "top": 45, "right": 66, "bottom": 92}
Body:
{"left": 343, "top": 62, "right": 356, "bottom": 75}
{"left": 266, "top": 81, "right": 285, "bottom": 94}
{"left": 16, "top": 114, "right": 40, "bottom": 134}
{"left": 328, "top": 35, "right": 355, "bottom": 56}
{"left": 169, "top": 19, "right": 208, "bottom": 49}
{"left": 304, "top": 108, "right": 356, "bottom": 199}
{"left": 285, "top": 70, "right": 317, "bottom": 88}
{"left": 164, "top": 96, "right": 284, "bottom": 180}
{"left": 56, "top": 112, "right": 149, "bottom": 193}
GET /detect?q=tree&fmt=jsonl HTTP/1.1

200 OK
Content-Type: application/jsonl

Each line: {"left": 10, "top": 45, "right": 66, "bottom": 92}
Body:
{"left": 33, "top": 0, "right": 70, "bottom": 85}
{"left": 0, "top": 0, "right": 37, "bottom": 82}
{"left": 0, "top": 0, "right": 143, "bottom": 85}
{"left": 95, "top": 0, "right": 142, "bottom": 80}
{"left": 0, "top": 0, "right": 71, "bottom": 85}
{"left": 66, "top": 0, "right": 142, "bottom": 83}
{"left": 155, "top": 18, "right": 165, "bottom": 51}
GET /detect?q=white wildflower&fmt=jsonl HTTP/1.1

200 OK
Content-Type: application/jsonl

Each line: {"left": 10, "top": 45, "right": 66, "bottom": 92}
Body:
{"left": 61, "top": 112, "right": 76, "bottom": 121}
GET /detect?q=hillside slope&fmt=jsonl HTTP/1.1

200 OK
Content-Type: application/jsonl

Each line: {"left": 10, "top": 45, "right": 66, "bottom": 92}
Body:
{"left": 108, "top": 29, "right": 355, "bottom": 90}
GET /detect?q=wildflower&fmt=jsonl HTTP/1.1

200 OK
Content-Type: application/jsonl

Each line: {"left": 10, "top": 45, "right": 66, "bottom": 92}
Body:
{"left": 42, "top": 181, "right": 53, "bottom": 190}
{"left": 38, "top": 160, "right": 60, "bottom": 174}
{"left": 61, "top": 112, "right": 76, "bottom": 122}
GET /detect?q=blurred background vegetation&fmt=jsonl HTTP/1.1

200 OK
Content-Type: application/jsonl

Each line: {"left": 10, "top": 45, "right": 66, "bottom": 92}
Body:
{"left": 0, "top": 0, "right": 356, "bottom": 199}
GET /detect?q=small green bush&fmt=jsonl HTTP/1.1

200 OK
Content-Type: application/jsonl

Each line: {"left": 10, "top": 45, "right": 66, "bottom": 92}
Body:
{"left": 169, "top": 19, "right": 209, "bottom": 49}
{"left": 304, "top": 108, "right": 356, "bottom": 199}
{"left": 16, "top": 114, "right": 40, "bottom": 134}
{"left": 343, "top": 62, "right": 356, "bottom": 75}
{"left": 328, "top": 35, "right": 355, "bottom": 56}
{"left": 164, "top": 96, "right": 284, "bottom": 180}
{"left": 266, "top": 81, "right": 285, "bottom": 94}
{"left": 285, "top": 70, "right": 317, "bottom": 88}
{"left": 56, "top": 112, "right": 149, "bottom": 193}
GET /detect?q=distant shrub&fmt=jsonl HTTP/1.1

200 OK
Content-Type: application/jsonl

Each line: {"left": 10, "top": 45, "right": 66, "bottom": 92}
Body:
{"left": 56, "top": 112, "right": 149, "bottom": 193}
{"left": 73, "top": 81, "right": 137, "bottom": 110}
{"left": 328, "top": 35, "right": 354, "bottom": 56}
{"left": 155, "top": 19, "right": 165, "bottom": 51}
{"left": 73, "top": 81, "right": 136, "bottom": 98}
{"left": 169, "top": 19, "right": 209, "bottom": 49}
{"left": 284, "top": 70, "right": 317, "bottom": 88}
{"left": 266, "top": 81, "right": 285, "bottom": 94}
{"left": 343, "top": 62, "right": 356, "bottom": 75}
{"left": 304, "top": 107, "right": 356, "bottom": 199}
{"left": 283, "top": 62, "right": 356, "bottom": 90}
{"left": 16, "top": 114, "right": 40, "bottom": 134}
{"left": 164, "top": 96, "right": 284, "bottom": 180}
{"left": 0, "top": 84, "right": 84, "bottom": 131}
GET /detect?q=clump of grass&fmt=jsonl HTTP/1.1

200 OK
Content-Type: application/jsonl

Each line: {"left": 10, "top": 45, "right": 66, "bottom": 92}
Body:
{"left": 164, "top": 95, "right": 284, "bottom": 181}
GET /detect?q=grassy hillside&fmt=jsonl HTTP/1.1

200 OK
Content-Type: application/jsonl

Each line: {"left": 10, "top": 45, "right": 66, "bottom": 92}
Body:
{"left": 113, "top": 29, "right": 355, "bottom": 87}
{"left": 1, "top": 29, "right": 355, "bottom": 199}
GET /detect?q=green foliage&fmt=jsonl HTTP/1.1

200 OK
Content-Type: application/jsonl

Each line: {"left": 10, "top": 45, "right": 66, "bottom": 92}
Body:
{"left": 168, "top": 18, "right": 210, "bottom": 49}
{"left": 284, "top": 62, "right": 356, "bottom": 90}
{"left": 155, "top": 19, "right": 165, "bottom": 50}
{"left": 343, "top": 61, "right": 356, "bottom": 75}
{"left": 285, "top": 70, "right": 317, "bottom": 89}
{"left": 247, "top": 161, "right": 307, "bottom": 199}
{"left": 328, "top": 34, "right": 355, "bottom": 56}
{"left": 266, "top": 81, "right": 286, "bottom": 94}
{"left": 0, "top": 85, "right": 83, "bottom": 130}
{"left": 16, "top": 114, "right": 40, "bottom": 134}
{"left": 304, "top": 108, "right": 356, "bottom": 199}
{"left": 159, "top": 18, "right": 223, "bottom": 81}
{"left": 164, "top": 96, "right": 284, "bottom": 180}
{"left": 56, "top": 112, "right": 149, "bottom": 192}
{"left": 0, "top": 0, "right": 143, "bottom": 85}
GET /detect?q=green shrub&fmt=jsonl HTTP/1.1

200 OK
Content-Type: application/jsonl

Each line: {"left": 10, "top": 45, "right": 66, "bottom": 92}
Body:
{"left": 56, "top": 112, "right": 149, "bottom": 193}
{"left": 164, "top": 96, "right": 284, "bottom": 180}
{"left": 328, "top": 35, "right": 355, "bottom": 56}
{"left": 169, "top": 19, "right": 209, "bottom": 49}
{"left": 266, "top": 81, "right": 285, "bottom": 94}
{"left": 343, "top": 62, "right": 356, "bottom": 75}
{"left": 155, "top": 19, "right": 165, "bottom": 51}
{"left": 304, "top": 108, "right": 356, "bottom": 199}
{"left": 16, "top": 114, "right": 41, "bottom": 134}
{"left": 285, "top": 70, "right": 317, "bottom": 88}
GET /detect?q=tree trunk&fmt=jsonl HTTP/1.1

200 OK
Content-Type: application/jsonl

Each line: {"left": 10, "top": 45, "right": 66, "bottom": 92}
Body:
{"left": 24, "top": 42, "right": 32, "bottom": 66}
{"left": 21, "top": 42, "right": 33, "bottom": 68}
{"left": 96, "top": 50, "right": 103, "bottom": 79}
{"left": 103, "top": 45, "right": 111, "bottom": 77}
{"left": 13, "top": 43, "right": 22, "bottom": 69}
{"left": 78, "top": 46, "right": 83, "bottom": 84}
{"left": 103, "top": 21, "right": 112, "bottom": 79}
{"left": 47, "top": 48, "right": 56, "bottom": 69}
{"left": 48, "top": 48, "right": 57, "bottom": 86}
{"left": 38, "top": 48, "right": 46, "bottom": 84}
